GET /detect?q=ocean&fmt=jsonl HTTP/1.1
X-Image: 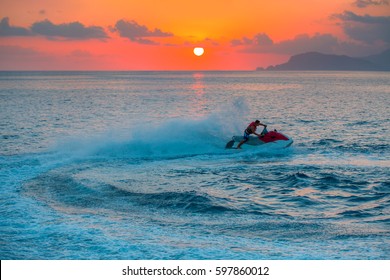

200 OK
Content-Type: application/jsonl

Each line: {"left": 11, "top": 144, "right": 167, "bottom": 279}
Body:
{"left": 0, "top": 71, "right": 389, "bottom": 259}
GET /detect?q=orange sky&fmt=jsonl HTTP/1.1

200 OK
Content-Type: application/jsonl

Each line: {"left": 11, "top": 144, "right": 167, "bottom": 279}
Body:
{"left": 0, "top": 0, "right": 389, "bottom": 70}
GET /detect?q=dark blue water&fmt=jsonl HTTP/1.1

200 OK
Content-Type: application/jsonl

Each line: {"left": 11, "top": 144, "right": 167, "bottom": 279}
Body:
{"left": 0, "top": 71, "right": 389, "bottom": 259}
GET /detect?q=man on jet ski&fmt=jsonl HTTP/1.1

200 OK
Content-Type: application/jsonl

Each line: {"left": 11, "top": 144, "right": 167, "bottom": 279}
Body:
{"left": 236, "top": 120, "right": 267, "bottom": 149}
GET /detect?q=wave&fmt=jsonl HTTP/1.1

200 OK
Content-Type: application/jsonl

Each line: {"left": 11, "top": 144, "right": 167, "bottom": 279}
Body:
{"left": 23, "top": 165, "right": 389, "bottom": 226}
{"left": 22, "top": 169, "right": 245, "bottom": 215}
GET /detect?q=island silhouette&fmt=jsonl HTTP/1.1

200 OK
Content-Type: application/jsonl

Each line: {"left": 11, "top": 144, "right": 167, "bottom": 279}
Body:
{"left": 258, "top": 48, "right": 390, "bottom": 71}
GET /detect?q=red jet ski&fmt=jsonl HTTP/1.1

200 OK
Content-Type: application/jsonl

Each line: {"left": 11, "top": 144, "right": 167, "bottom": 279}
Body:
{"left": 225, "top": 127, "right": 293, "bottom": 149}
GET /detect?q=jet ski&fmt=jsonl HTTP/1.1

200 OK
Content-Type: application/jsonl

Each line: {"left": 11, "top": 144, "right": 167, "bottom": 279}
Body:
{"left": 225, "top": 127, "right": 293, "bottom": 149}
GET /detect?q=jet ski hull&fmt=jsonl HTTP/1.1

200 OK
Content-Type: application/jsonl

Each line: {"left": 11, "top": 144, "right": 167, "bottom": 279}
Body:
{"left": 226, "top": 130, "right": 293, "bottom": 149}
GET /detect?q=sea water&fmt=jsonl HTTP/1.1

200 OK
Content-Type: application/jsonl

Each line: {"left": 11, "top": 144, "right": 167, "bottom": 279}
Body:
{"left": 0, "top": 71, "right": 389, "bottom": 259}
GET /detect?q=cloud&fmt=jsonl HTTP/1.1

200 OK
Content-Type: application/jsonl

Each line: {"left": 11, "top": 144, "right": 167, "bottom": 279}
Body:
{"left": 275, "top": 33, "right": 342, "bottom": 53}
{"left": 253, "top": 33, "right": 274, "bottom": 46}
{"left": 231, "top": 10, "right": 390, "bottom": 56}
{"left": 1, "top": 17, "right": 176, "bottom": 45}
{"left": 231, "top": 32, "right": 385, "bottom": 56}
{"left": 333, "top": 11, "right": 390, "bottom": 43}
{"left": 31, "top": 19, "right": 108, "bottom": 40}
{"left": 232, "top": 33, "right": 342, "bottom": 54}
{"left": 0, "top": 17, "right": 31, "bottom": 36}
{"left": 0, "top": 17, "right": 108, "bottom": 40}
{"left": 112, "top": 19, "right": 173, "bottom": 45}
{"left": 232, "top": 33, "right": 273, "bottom": 46}
{"left": 335, "top": 10, "right": 390, "bottom": 24}
{"left": 231, "top": 37, "right": 252, "bottom": 46}
{"left": 352, "top": 0, "right": 389, "bottom": 8}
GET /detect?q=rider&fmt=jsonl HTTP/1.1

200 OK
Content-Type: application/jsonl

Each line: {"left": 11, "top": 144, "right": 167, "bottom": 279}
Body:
{"left": 236, "top": 120, "right": 267, "bottom": 149}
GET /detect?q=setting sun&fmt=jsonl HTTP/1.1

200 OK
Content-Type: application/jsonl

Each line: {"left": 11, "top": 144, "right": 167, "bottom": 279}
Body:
{"left": 193, "top": 47, "right": 204, "bottom": 56}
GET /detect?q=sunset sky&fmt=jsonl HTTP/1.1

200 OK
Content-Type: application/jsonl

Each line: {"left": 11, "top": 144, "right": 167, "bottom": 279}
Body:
{"left": 0, "top": 0, "right": 389, "bottom": 70}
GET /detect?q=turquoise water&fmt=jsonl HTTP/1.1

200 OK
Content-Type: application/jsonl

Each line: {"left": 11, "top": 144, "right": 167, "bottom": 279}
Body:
{"left": 0, "top": 71, "right": 389, "bottom": 259}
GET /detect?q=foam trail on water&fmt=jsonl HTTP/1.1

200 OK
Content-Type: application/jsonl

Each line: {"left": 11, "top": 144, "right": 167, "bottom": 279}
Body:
{"left": 50, "top": 98, "right": 251, "bottom": 160}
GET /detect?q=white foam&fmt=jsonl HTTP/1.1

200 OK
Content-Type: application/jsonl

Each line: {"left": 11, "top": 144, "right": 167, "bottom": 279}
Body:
{"left": 49, "top": 98, "right": 253, "bottom": 160}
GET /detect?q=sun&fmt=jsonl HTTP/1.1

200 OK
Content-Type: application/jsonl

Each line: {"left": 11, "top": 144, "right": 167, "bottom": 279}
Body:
{"left": 193, "top": 47, "right": 204, "bottom": 56}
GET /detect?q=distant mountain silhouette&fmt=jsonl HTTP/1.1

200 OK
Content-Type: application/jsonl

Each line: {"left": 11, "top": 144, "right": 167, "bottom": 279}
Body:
{"left": 363, "top": 49, "right": 390, "bottom": 70}
{"left": 258, "top": 49, "right": 390, "bottom": 71}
